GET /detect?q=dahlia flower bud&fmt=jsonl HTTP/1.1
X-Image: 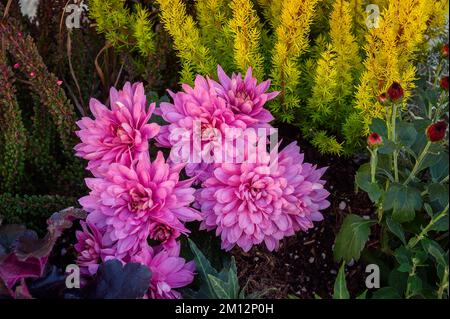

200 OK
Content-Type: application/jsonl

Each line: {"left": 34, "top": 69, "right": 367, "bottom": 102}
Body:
{"left": 426, "top": 121, "right": 447, "bottom": 142}
{"left": 367, "top": 133, "right": 383, "bottom": 148}
{"left": 377, "top": 93, "right": 388, "bottom": 104}
{"left": 149, "top": 222, "right": 180, "bottom": 248}
{"left": 440, "top": 76, "right": 449, "bottom": 91}
{"left": 442, "top": 43, "right": 449, "bottom": 58}
{"left": 387, "top": 82, "right": 404, "bottom": 102}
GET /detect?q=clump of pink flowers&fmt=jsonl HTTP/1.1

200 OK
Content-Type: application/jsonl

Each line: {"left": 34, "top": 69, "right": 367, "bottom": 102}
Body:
{"left": 74, "top": 68, "right": 330, "bottom": 298}
{"left": 156, "top": 65, "right": 279, "bottom": 183}
{"left": 74, "top": 82, "right": 196, "bottom": 298}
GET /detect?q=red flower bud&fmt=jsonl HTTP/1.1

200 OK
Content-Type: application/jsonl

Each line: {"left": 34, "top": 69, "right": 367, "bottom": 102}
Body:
{"left": 387, "top": 82, "right": 404, "bottom": 102}
{"left": 426, "top": 121, "right": 447, "bottom": 142}
{"left": 440, "top": 76, "right": 449, "bottom": 91}
{"left": 377, "top": 92, "right": 388, "bottom": 104}
{"left": 443, "top": 43, "right": 449, "bottom": 58}
{"left": 367, "top": 133, "right": 383, "bottom": 148}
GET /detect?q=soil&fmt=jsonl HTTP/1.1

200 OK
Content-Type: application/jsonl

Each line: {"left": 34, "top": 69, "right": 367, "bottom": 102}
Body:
{"left": 233, "top": 125, "right": 376, "bottom": 299}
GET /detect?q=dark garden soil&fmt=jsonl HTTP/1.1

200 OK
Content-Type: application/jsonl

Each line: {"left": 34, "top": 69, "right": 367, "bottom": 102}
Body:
{"left": 233, "top": 125, "right": 377, "bottom": 299}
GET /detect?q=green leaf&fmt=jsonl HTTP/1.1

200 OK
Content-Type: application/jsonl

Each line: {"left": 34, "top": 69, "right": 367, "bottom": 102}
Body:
{"left": 369, "top": 118, "right": 388, "bottom": 138}
{"left": 386, "top": 216, "right": 406, "bottom": 245}
{"left": 333, "top": 262, "right": 350, "bottom": 299}
{"left": 356, "top": 290, "right": 367, "bottom": 299}
{"left": 207, "top": 275, "right": 231, "bottom": 299}
{"left": 355, "top": 164, "right": 382, "bottom": 203}
{"left": 430, "top": 151, "right": 449, "bottom": 182}
{"left": 188, "top": 239, "right": 219, "bottom": 298}
{"left": 394, "top": 246, "right": 412, "bottom": 273}
{"left": 421, "top": 238, "right": 447, "bottom": 267}
{"left": 372, "top": 287, "right": 401, "bottom": 299}
{"left": 428, "top": 183, "right": 449, "bottom": 208}
{"left": 334, "top": 214, "right": 375, "bottom": 262}
{"left": 378, "top": 140, "right": 396, "bottom": 155}
{"left": 383, "top": 184, "right": 422, "bottom": 223}
{"left": 396, "top": 122, "right": 417, "bottom": 147}
{"left": 407, "top": 275, "right": 422, "bottom": 297}
{"left": 228, "top": 257, "right": 239, "bottom": 299}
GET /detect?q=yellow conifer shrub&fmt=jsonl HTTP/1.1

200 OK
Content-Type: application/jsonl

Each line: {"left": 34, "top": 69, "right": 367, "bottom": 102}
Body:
{"left": 355, "top": 0, "right": 439, "bottom": 132}
{"left": 229, "top": 0, "right": 264, "bottom": 79}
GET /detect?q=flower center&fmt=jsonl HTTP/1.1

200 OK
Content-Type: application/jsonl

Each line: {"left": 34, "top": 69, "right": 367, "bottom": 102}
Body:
{"left": 128, "top": 187, "right": 153, "bottom": 212}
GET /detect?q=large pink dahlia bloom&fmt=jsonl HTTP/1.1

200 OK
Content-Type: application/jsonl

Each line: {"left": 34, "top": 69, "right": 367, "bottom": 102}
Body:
{"left": 213, "top": 65, "right": 278, "bottom": 128}
{"left": 79, "top": 152, "right": 201, "bottom": 256}
{"left": 132, "top": 242, "right": 195, "bottom": 299}
{"left": 156, "top": 66, "right": 278, "bottom": 182}
{"left": 75, "top": 82, "right": 160, "bottom": 175}
{"left": 197, "top": 142, "right": 330, "bottom": 252}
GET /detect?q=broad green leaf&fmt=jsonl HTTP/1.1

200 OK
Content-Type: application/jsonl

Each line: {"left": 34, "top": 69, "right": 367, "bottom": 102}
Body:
{"left": 407, "top": 275, "right": 422, "bottom": 297}
{"left": 430, "top": 151, "right": 449, "bottom": 182}
{"left": 394, "top": 246, "right": 412, "bottom": 273}
{"left": 421, "top": 238, "right": 447, "bottom": 266}
{"left": 355, "top": 165, "right": 382, "bottom": 203}
{"left": 334, "top": 214, "right": 375, "bottom": 262}
{"left": 378, "top": 140, "right": 396, "bottom": 155}
{"left": 383, "top": 184, "right": 422, "bottom": 223}
{"left": 369, "top": 118, "right": 388, "bottom": 139}
{"left": 208, "top": 275, "right": 231, "bottom": 299}
{"left": 428, "top": 183, "right": 449, "bottom": 208}
{"left": 396, "top": 122, "right": 417, "bottom": 147}
{"left": 333, "top": 262, "right": 350, "bottom": 299}
{"left": 372, "top": 287, "right": 401, "bottom": 299}
{"left": 386, "top": 216, "right": 406, "bottom": 245}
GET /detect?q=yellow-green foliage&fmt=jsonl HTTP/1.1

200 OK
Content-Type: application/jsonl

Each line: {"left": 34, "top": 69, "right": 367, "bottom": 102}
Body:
{"left": 270, "top": 0, "right": 319, "bottom": 122}
{"left": 355, "top": 0, "right": 439, "bottom": 132}
{"left": 256, "top": 0, "right": 283, "bottom": 29}
{"left": 229, "top": 0, "right": 264, "bottom": 79}
{"left": 304, "top": 0, "right": 362, "bottom": 155}
{"left": 153, "top": 0, "right": 448, "bottom": 155}
{"left": 89, "top": 0, "right": 155, "bottom": 56}
{"left": 156, "top": 0, "right": 217, "bottom": 83}
{"left": 195, "top": 0, "right": 234, "bottom": 71}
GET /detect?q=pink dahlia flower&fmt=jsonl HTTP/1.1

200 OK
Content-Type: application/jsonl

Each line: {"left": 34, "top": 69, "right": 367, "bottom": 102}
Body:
{"left": 74, "top": 221, "right": 115, "bottom": 275}
{"left": 156, "top": 66, "right": 278, "bottom": 182}
{"left": 197, "top": 142, "right": 330, "bottom": 252}
{"left": 132, "top": 242, "right": 195, "bottom": 299}
{"left": 213, "top": 65, "right": 278, "bottom": 128}
{"left": 79, "top": 152, "right": 201, "bottom": 256}
{"left": 75, "top": 82, "right": 160, "bottom": 175}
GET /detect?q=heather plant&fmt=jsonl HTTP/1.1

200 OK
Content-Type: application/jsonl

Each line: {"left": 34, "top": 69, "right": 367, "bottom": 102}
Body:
{"left": 333, "top": 44, "right": 449, "bottom": 298}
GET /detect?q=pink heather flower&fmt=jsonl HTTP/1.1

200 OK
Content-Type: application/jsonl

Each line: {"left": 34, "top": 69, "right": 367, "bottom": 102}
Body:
{"left": 79, "top": 152, "right": 201, "bottom": 256}
{"left": 197, "top": 142, "right": 330, "bottom": 252}
{"left": 57, "top": 80, "right": 63, "bottom": 86}
{"left": 75, "top": 82, "right": 160, "bottom": 176}
{"left": 132, "top": 242, "right": 195, "bottom": 299}
{"left": 13, "top": 63, "right": 20, "bottom": 69}
{"left": 213, "top": 65, "right": 278, "bottom": 129}
{"left": 29, "top": 72, "right": 36, "bottom": 78}
{"left": 74, "top": 221, "right": 115, "bottom": 275}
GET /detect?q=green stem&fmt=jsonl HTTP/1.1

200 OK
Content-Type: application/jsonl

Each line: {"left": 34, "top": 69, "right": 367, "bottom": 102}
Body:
{"left": 369, "top": 147, "right": 378, "bottom": 183}
{"left": 405, "top": 260, "right": 418, "bottom": 299}
{"left": 392, "top": 103, "right": 399, "bottom": 182}
{"left": 407, "top": 204, "right": 449, "bottom": 249}
{"left": 404, "top": 141, "right": 432, "bottom": 185}
{"left": 437, "top": 267, "right": 449, "bottom": 299}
